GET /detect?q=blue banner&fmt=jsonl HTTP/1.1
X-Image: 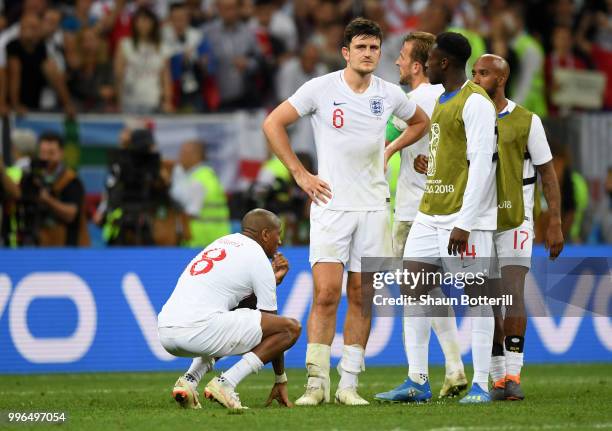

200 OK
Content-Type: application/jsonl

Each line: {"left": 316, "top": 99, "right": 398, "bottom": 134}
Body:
{"left": 0, "top": 246, "right": 610, "bottom": 374}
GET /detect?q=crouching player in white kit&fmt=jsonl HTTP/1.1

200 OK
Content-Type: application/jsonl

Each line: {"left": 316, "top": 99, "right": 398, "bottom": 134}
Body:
{"left": 375, "top": 31, "right": 467, "bottom": 402}
{"left": 263, "top": 18, "right": 429, "bottom": 405}
{"left": 158, "top": 209, "right": 301, "bottom": 410}
{"left": 471, "top": 55, "right": 564, "bottom": 401}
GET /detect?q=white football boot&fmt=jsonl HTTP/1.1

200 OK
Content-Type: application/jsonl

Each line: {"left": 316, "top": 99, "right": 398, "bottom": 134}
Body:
{"left": 335, "top": 386, "right": 369, "bottom": 405}
{"left": 295, "top": 376, "right": 330, "bottom": 406}
{"left": 204, "top": 376, "right": 248, "bottom": 410}
{"left": 172, "top": 377, "right": 201, "bottom": 409}
{"left": 439, "top": 370, "right": 468, "bottom": 398}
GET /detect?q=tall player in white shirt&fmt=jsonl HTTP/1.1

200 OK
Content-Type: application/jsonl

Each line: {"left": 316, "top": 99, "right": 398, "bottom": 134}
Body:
{"left": 374, "top": 32, "right": 467, "bottom": 403}
{"left": 393, "top": 32, "right": 498, "bottom": 404}
{"left": 471, "top": 55, "right": 563, "bottom": 401}
{"left": 263, "top": 18, "right": 429, "bottom": 406}
{"left": 158, "top": 209, "right": 301, "bottom": 410}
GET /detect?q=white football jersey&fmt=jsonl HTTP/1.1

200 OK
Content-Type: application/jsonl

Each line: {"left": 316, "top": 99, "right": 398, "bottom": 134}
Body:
{"left": 394, "top": 83, "right": 445, "bottom": 221}
{"left": 157, "top": 233, "right": 277, "bottom": 327}
{"left": 288, "top": 70, "right": 417, "bottom": 211}
{"left": 499, "top": 99, "right": 553, "bottom": 225}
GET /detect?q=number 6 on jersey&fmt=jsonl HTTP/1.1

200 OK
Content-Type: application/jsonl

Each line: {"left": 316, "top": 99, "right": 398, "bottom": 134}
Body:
{"left": 333, "top": 108, "right": 344, "bottom": 128}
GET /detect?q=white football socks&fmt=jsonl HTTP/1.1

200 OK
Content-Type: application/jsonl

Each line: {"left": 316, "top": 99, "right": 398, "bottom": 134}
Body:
{"left": 506, "top": 351, "right": 524, "bottom": 377}
{"left": 222, "top": 352, "right": 263, "bottom": 388}
{"left": 469, "top": 305, "right": 494, "bottom": 391}
{"left": 306, "top": 343, "right": 331, "bottom": 388}
{"left": 338, "top": 344, "right": 365, "bottom": 390}
{"left": 430, "top": 288, "right": 464, "bottom": 376}
{"left": 184, "top": 356, "right": 215, "bottom": 388}
{"left": 489, "top": 355, "right": 506, "bottom": 383}
{"left": 404, "top": 305, "right": 432, "bottom": 385}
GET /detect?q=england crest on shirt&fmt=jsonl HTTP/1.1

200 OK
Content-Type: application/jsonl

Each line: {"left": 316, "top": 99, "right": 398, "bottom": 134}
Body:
{"left": 369, "top": 97, "right": 384, "bottom": 116}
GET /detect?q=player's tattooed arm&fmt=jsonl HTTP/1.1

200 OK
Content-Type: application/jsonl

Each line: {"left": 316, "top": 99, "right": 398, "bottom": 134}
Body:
{"left": 537, "top": 161, "right": 564, "bottom": 259}
{"left": 272, "top": 252, "right": 290, "bottom": 285}
{"left": 263, "top": 101, "right": 332, "bottom": 204}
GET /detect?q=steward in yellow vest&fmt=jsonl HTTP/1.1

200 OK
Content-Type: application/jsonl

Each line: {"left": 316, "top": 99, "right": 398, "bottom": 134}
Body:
{"left": 170, "top": 140, "right": 230, "bottom": 248}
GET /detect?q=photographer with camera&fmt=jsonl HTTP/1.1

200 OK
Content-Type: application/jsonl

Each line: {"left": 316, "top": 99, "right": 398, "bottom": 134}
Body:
{"left": 103, "top": 128, "right": 183, "bottom": 246}
{"left": 18, "top": 131, "right": 89, "bottom": 246}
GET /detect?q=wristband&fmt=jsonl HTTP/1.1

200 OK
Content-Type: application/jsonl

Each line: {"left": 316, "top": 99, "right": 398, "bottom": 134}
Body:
{"left": 274, "top": 372, "right": 288, "bottom": 384}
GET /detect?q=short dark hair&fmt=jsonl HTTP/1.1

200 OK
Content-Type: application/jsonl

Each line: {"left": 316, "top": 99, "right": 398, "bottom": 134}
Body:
{"left": 343, "top": 17, "right": 383, "bottom": 48}
{"left": 403, "top": 31, "right": 435, "bottom": 65}
{"left": 169, "top": 1, "right": 186, "bottom": 13}
{"left": 435, "top": 31, "right": 471, "bottom": 68}
{"left": 38, "top": 131, "right": 64, "bottom": 148}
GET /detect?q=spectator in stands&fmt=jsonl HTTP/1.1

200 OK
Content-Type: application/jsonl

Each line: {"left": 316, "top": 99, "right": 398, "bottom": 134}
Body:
{"left": 310, "top": 19, "right": 344, "bottom": 72}
{"left": 486, "top": 13, "right": 519, "bottom": 95}
{"left": 201, "top": 0, "right": 263, "bottom": 110}
{"left": 42, "top": 6, "right": 66, "bottom": 71}
{"left": 163, "top": 1, "right": 210, "bottom": 112}
{"left": 276, "top": 42, "right": 325, "bottom": 157}
{"left": 276, "top": 42, "right": 326, "bottom": 101}
{"left": 6, "top": 13, "right": 75, "bottom": 116}
{"left": 114, "top": 7, "right": 173, "bottom": 113}
{"left": 0, "top": 0, "right": 48, "bottom": 114}
{"left": 504, "top": 5, "right": 548, "bottom": 117}
{"left": 381, "top": 0, "right": 425, "bottom": 35}
{"left": 185, "top": 0, "right": 211, "bottom": 27}
{"left": 170, "top": 140, "right": 230, "bottom": 247}
{"left": 68, "top": 27, "right": 115, "bottom": 112}
{"left": 62, "top": 0, "right": 99, "bottom": 33}
{"left": 249, "top": 0, "right": 298, "bottom": 54}
{"left": 545, "top": 25, "right": 588, "bottom": 115}
{"left": 576, "top": 2, "right": 612, "bottom": 110}
{"left": 24, "top": 131, "right": 89, "bottom": 246}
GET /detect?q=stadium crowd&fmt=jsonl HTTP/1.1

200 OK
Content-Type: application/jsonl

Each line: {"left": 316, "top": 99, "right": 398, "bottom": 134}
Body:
{"left": 0, "top": 0, "right": 610, "bottom": 115}
{"left": 0, "top": 0, "right": 610, "bottom": 247}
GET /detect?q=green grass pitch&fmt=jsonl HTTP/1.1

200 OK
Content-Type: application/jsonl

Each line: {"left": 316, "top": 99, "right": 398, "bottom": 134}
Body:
{"left": 1, "top": 364, "right": 611, "bottom": 430}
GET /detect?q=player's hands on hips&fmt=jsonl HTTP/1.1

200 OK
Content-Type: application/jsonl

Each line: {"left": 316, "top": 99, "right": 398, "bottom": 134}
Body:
{"left": 272, "top": 252, "right": 289, "bottom": 285}
{"left": 294, "top": 169, "right": 332, "bottom": 205}
{"left": 545, "top": 220, "right": 564, "bottom": 260}
{"left": 448, "top": 227, "right": 470, "bottom": 256}
{"left": 265, "top": 382, "right": 293, "bottom": 408}
{"left": 414, "top": 154, "right": 429, "bottom": 175}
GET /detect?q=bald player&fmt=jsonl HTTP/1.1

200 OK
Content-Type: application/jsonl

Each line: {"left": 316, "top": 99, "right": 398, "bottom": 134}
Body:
{"left": 471, "top": 54, "right": 564, "bottom": 400}
{"left": 158, "top": 209, "right": 302, "bottom": 410}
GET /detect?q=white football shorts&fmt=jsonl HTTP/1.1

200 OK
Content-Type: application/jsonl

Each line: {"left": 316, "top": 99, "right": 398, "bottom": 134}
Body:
{"left": 309, "top": 204, "right": 392, "bottom": 272}
{"left": 158, "top": 308, "right": 263, "bottom": 358}
{"left": 403, "top": 221, "right": 494, "bottom": 276}
{"left": 489, "top": 220, "right": 534, "bottom": 278}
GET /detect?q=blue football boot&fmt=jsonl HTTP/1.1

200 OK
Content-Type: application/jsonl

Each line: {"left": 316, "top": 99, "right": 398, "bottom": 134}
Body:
{"left": 374, "top": 377, "right": 432, "bottom": 403}
{"left": 459, "top": 383, "right": 492, "bottom": 404}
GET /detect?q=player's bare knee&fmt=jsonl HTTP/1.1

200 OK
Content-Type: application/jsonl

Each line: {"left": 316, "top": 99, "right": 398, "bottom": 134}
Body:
{"left": 287, "top": 318, "right": 301, "bottom": 343}
{"left": 313, "top": 290, "right": 341, "bottom": 315}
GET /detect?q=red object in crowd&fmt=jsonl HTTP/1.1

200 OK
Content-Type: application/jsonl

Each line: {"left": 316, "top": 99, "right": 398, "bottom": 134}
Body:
{"left": 591, "top": 44, "right": 612, "bottom": 110}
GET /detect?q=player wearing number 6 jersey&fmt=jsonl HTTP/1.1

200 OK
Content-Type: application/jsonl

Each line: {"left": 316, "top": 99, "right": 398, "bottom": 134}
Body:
{"left": 263, "top": 18, "right": 429, "bottom": 406}
{"left": 158, "top": 209, "right": 301, "bottom": 410}
{"left": 471, "top": 54, "right": 564, "bottom": 401}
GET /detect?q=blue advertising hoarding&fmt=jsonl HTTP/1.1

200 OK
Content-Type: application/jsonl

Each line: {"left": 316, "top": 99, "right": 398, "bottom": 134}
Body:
{"left": 0, "top": 246, "right": 610, "bottom": 374}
